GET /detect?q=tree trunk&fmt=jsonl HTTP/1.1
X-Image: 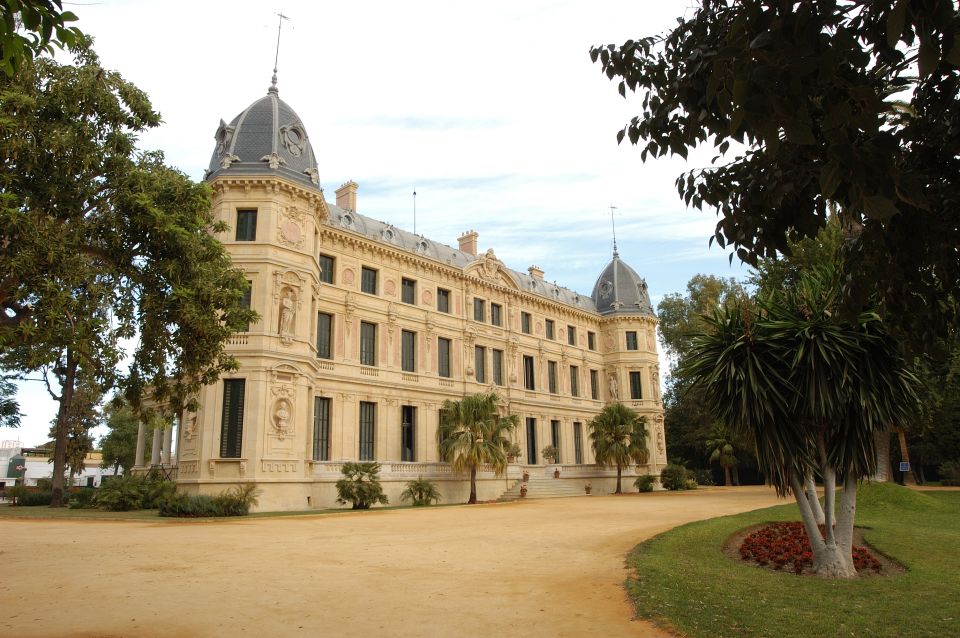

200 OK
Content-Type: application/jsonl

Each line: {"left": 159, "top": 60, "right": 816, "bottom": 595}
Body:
{"left": 615, "top": 464, "right": 622, "bottom": 494}
{"left": 895, "top": 428, "right": 915, "bottom": 485}
{"left": 791, "top": 473, "right": 854, "bottom": 577}
{"left": 723, "top": 464, "right": 732, "bottom": 486}
{"left": 835, "top": 473, "right": 858, "bottom": 557}
{"left": 821, "top": 465, "right": 837, "bottom": 545}
{"left": 872, "top": 427, "right": 892, "bottom": 482}
{"left": 732, "top": 465, "right": 740, "bottom": 486}
{"left": 468, "top": 465, "right": 477, "bottom": 504}
{"left": 804, "top": 473, "right": 825, "bottom": 526}
{"left": 50, "top": 351, "right": 77, "bottom": 508}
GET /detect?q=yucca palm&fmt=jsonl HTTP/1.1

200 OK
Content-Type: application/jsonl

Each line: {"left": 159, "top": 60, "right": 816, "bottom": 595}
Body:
{"left": 706, "top": 422, "right": 737, "bottom": 486}
{"left": 588, "top": 403, "right": 648, "bottom": 494}
{"left": 681, "top": 264, "right": 919, "bottom": 577}
{"left": 437, "top": 392, "right": 518, "bottom": 504}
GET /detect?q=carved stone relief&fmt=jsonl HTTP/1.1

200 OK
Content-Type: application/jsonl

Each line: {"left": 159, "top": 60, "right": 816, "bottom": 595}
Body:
{"left": 270, "top": 385, "right": 296, "bottom": 440}
{"left": 342, "top": 268, "right": 355, "bottom": 285}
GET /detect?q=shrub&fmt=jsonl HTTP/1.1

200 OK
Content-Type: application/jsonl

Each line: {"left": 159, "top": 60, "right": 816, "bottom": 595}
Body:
{"left": 159, "top": 484, "right": 260, "bottom": 517}
{"left": 18, "top": 491, "right": 53, "bottom": 506}
{"left": 35, "top": 477, "right": 53, "bottom": 491}
{"left": 336, "top": 462, "right": 388, "bottom": 510}
{"left": 400, "top": 476, "right": 441, "bottom": 506}
{"left": 739, "top": 521, "right": 882, "bottom": 574}
{"left": 6, "top": 485, "right": 27, "bottom": 504}
{"left": 634, "top": 475, "right": 656, "bottom": 493}
{"left": 68, "top": 488, "right": 98, "bottom": 509}
{"left": 661, "top": 464, "right": 695, "bottom": 491}
{"left": 938, "top": 460, "right": 960, "bottom": 486}
{"left": 95, "top": 475, "right": 145, "bottom": 511}
{"left": 694, "top": 469, "right": 715, "bottom": 486}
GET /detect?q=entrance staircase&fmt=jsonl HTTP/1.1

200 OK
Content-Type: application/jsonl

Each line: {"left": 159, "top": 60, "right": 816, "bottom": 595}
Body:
{"left": 498, "top": 470, "right": 588, "bottom": 501}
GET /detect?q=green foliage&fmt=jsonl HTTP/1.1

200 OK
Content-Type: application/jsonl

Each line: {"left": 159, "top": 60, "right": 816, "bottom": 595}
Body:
{"left": 94, "top": 473, "right": 176, "bottom": 511}
{"left": 400, "top": 476, "right": 441, "bottom": 507}
{"left": 589, "top": 403, "right": 648, "bottom": 493}
{"left": 939, "top": 460, "right": 960, "bottom": 486}
{"left": 335, "top": 462, "right": 388, "bottom": 510}
{"left": 705, "top": 422, "right": 737, "bottom": 486}
{"left": 0, "top": 375, "right": 20, "bottom": 427}
{"left": 540, "top": 445, "right": 559, "bottom": 463}
{"left": 0, "top": 42, "right": 255, "bottom": 505}
{"left": 67, "top": 488, "right": 97, "bottom": 509}
{"left": 98, "top": 402, "right": 140, "bottom": 473}
{"left": 17, "top": 490, "right": 53, "bottom": 506}
{"left": 6, "top": 484, "right": 26, "bottom": 503}
{"left": 35, "top": 477, "right": 52, "bottom": 491}
{"left": 437, "top": 391, "right": 518, "bottom": 504}
{"left": 593, "top": 1, "right": 960, "bottom": 349}
{"left": 0, "top": 0, "right": 84, "bottom": 76}
{"left": 634, "top": 474, "right": 655, "bottom": 493}
{"left": 159, "top": 484, "right": 260, "bottom": 517}
{"left": 660, "top": 464, "right": 695, "bottom": 491}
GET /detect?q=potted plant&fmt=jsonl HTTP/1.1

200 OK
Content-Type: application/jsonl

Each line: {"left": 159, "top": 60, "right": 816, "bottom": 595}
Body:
{"left": 506, "top": 442, "right": 521, "bottom": 463}
{"left": 541, "top": 445, "right": 560, "bottom": 477}
{"left": 522, "top": 470, "right": 530, "bottom": 483}
{"left": 520, "top": 483, "right": 528, "bottom": 498}
{"left": 584, "top": 482, "right": 592, "bottom": 495}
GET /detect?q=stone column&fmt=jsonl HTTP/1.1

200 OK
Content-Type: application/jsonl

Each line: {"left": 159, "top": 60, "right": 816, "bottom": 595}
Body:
{"left": 151, "top": 427, "right": 162, "bottom": 467}
{"left": 162, "top": 425, "right": 173, "bottom": 465}
{"left": 135, "top": 420, "right": 147, "bottom": 467}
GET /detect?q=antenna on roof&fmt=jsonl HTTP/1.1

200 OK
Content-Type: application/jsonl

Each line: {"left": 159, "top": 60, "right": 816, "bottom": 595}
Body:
{"left": 609, "top": 205, "right": 619, "bottom": 257}
{"left": 270, "top": 12, "right": 290, "bottom": 93}
{"left": 413, "top": 187, "right": 417, "bottom": 235}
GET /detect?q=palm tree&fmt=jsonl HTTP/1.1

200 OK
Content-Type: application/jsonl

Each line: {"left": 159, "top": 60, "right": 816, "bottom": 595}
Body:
{"left": 437, "top": 392, "right": 518, "bottom": 504}
{"left": 588, "top": 403, "right": 648, "bottom": 494}
{"left": 681, "top": 264, "right": 919, "bottom": 578}
{"left": 705, "top": 422, "right": 737, "bottom": 486}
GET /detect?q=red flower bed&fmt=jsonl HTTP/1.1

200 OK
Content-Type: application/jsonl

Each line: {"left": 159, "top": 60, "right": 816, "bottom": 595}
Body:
{"left": 739, "top": 522, "right": 882, "bottom": 575}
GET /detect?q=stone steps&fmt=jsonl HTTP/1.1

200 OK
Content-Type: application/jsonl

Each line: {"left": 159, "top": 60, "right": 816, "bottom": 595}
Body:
{"left": 498, "top": 472, "right": 591, "bottom": 501}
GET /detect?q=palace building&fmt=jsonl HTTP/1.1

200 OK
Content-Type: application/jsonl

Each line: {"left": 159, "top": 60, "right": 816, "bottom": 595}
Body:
{"left": 131, "top": 78, "right": 667, "bottom": 511}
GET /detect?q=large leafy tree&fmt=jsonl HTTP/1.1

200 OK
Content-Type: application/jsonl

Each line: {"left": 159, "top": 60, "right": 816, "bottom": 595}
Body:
{"left": 593, "top": 1, "right": 960, "bottom": 350}
{"left": 0, "top": 0, "right": 83, "bottom": 76}
{"left": 99, "top": 402, "right": 140, "bottom": 475}
{"left": 705, "top": 422, "right": 738, "bottom": 486}
{"left": 437, "top": 392, "right": 518, "bottom": 504}
{"left": 0, "top": 374, "right": 20, "bottom": 428}
{"left": 588, "top": 402, "right": 648, "bottom": 494}
{"left": 682, "top": 264, "right": 919, "bottom": 577}
{"left": 0, "top": 45, "right": 254, "bottom": 506}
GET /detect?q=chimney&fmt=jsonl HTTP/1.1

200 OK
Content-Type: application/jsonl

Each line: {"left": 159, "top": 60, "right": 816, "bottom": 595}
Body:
{"left": 335, "top": 180, "right": 358, "bottom": 211}
{"left": 458, "top": 230, "right": 478, "bottom": 256}
{"left": 528, "top": 265, "right": 544, "bottom": 281}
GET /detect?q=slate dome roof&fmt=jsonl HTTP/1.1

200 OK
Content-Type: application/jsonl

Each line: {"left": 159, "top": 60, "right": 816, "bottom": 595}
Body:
{"left": 591, "top": 251, "right": 654, "bottom": 317}
{"left": 206, "top": 82, "right": 320, "bottom": 190}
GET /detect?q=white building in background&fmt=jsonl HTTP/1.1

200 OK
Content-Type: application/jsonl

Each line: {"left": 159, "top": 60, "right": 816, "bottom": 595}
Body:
{"left": 0, "top": 440, "right": 120, "bottom": 489}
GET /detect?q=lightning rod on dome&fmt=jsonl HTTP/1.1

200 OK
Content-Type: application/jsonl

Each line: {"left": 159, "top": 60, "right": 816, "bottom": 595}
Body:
{"left": 609, "top": 204, "right": 619, "bottom": 257}
{"left": 413, "top": 187, "right": 417, "bottom": 235}
{"left": 270, "top": 12, "right": 290, "bottom": 93}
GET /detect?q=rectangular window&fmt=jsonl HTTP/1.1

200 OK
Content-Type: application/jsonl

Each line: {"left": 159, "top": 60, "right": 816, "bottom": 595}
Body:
{"left": 438, "top": 337, "right": 451, "bottom": 378}
{"left": 551, "top": 420, "right": 561, "bottom": 463}
{"left": 437, "top": 288, "right": 450, "bottom": 313}
{"left": 359, "top": 401, "right": 376, "bottom": 461}
{"left": 626, "top": 331, "right": 639, "bottom": 350}
{"left": 402, "top": 330, "right": 416, "bottom": 372}
{"left": 220, "top": 379, "right": 245, "bottom": 458}
{"left": 235, "top": 209, "right": 257, "bottom": 241}
{"left": 523, "top": 355, "right": 536, "bottom": 390}
{"left": 473, "top": 298, "right": 485, "bottom": 322}
{"left": 361, "top": 267, "right": 378, "bottom": 295}
{"left": 521, "top": 312, "right": 531, "bottom": 334}
{"left": 313, "top": 397, "right": 331, "bottom": 461}
{"left": 630, "top": 371, "right": 643, "bottom": 400}
{"left": 401, "top": 278, "right": 416, "bottom": 305}
{"left": 545, "top": 319, "right": 555, "bottom": 340}
{"left": 240, "top": 281, "right": 252, "bottom": 332}
{"left": 475, "top": 346, "right": 486, "bottom": 383}
{"left": 316, "top": 312, "right": 333, "bottom": 359}
{"left": 567, "top": 326, "right": 576, "bottom": 346}
{"left": 318, "top": 254, "right": 335, "bottom": 284}
{"left": 548, "top": 361, "right": 558, "bottom": 394}
{"left": 401, "top": 405, "right": 416, "bottom": 462}
{"left": 588, "top": 331, "right": 596, "bottom": 351}
{"left": 490, "top": 303, "right": 502, "bottom": 327}
{"left": 360, "top": 321, "right": 377, "bottom": 366}
{"left": 526, "top": 417, "right": 538, "bottom": 464}
{"left": 574, "top": 422, "right": 583, "bottom": 464}
{"left": 590, "top": 369, "right": 599, "bottom": 400}
{"left": 570, "top": 365, "right": 580, "bottom": 397}
{"left": 492, "top": 349, "right": 503, "bottom": 386}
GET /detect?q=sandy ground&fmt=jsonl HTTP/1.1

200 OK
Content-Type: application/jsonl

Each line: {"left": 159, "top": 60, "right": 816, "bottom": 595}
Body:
{"left": 0, "top": 486, "right": 782, "bottom": 638}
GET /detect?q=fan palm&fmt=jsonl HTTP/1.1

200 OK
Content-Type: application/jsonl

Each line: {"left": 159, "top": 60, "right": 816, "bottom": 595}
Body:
{"left": 705, "top": 422, "right": 737, "bottom": 486}
{"left": 588, "top": 402, "right": 648, "bottom": 493}
{"left": 437, "top": 391, "right": 518, "bottom": 504}
{"left": 681, "top": 264, "right": 919, "bottom": 577}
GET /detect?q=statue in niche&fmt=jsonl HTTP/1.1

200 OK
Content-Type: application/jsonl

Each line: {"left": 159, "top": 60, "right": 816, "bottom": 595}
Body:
{"left": 656, "top": 423, "right": 665, "bottom": 455}
{"left": 279, "top": 288, "right": 296, "bottom": 337}
{"left": 651, "top": 365, "right": 661, "bottom": 402}
{"left": 274, "top": 399, "right": 291, "bottom": 439}
{"left": 608, "top": 374, "right": 619, "bottom": 401}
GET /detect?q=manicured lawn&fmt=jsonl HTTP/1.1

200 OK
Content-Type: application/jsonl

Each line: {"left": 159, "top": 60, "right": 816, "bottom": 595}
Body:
{"left": 0, "top": 504, "right": 162, "bottom": 520}
{"left": 626, "top": 483, "right": 959, "bottom": 638}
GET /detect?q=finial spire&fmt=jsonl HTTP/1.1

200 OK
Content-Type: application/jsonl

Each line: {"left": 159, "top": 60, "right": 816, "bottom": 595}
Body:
{"left": 609, "top": 205, "right": 619, "bottom": 257}
{"left": 413, "top": 187, "right": 417, "bottom": 235}
{"left": 270, "top": 12, "right": 290, "bottom": 94}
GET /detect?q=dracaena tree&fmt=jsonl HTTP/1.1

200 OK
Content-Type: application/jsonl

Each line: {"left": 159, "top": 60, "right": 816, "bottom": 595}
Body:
{"left": 437, "top": 392, "right": 518, "bottom": 504}
{"left": 681, "top": 264, "right": 919, "bottom": 577}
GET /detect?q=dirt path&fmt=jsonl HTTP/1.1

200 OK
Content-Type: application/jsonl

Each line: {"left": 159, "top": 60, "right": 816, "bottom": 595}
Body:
{"left": 0, "top": 486, "right": 782, "bottom": 637}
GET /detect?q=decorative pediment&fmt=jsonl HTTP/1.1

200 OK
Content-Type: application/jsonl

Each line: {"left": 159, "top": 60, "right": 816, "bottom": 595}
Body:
{"left": 464, "top": 249, "right": 520, "bottom": 290}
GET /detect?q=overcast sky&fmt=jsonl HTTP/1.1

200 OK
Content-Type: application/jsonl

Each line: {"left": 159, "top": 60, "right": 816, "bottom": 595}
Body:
{"left": 4, "top": 0, "right": 750, "bottom": 447}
